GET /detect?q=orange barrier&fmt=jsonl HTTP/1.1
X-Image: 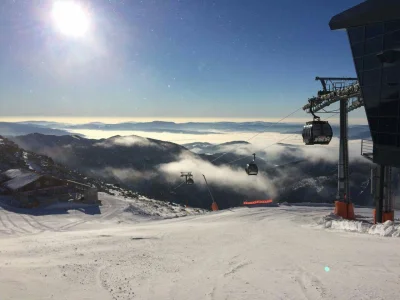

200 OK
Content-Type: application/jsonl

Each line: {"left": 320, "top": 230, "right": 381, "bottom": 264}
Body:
{"left": 334, "top": 201, "right": 355, "bottom": 220}
{"left": 211, "top": 202, "right": 219, "bottom": 211}
{"left": 243, "top": 200, "right": 273, "bottom": 205}
{"left": 373, "top": 209, "right": 394, "bottom": 224}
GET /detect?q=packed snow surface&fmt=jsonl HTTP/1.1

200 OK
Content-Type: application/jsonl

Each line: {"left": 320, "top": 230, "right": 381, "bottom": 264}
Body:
{"left": 0, "top": 202, "right": 399, "bottom": 300}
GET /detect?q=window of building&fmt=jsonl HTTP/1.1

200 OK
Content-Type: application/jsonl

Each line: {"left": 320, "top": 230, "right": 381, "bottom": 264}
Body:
{"left": 351, "top": 42, "right": 364, "bottom": 58}
{"left": 363, "top": 54, "right": 381, "bottom": 71}
{"left": 357, "top": 72, "right": 364, "bottom": 86}
{"left": 348, "top": 26, "right": 364, "bottom": 45}
{"left": 365, "top": 106, "right": 380, "bottom": 118}
{"left": 377, "top": 133, "right": 397, "bottom": 146}
{"left": 378, "top": 117, "right": 398, "bottom": 133}
{"left": 381, "top": 85, "right": 400, "bottom": 101}
{"left": 363, "top": 69, "right": 381, "bottom": 87}
{"left": 385, "top": 20, "right": 400, "bottom": 33}
{"left": 365, "top": 36, "right": 383, "bottom": 55}
{"left": 380, "top": 99, "right": 400, "bottom": 117}
{"left": 354, "top": 57, "right": 363, "bottom": 73}
{"left": 362, "top": 85, "right": 381, "bottom": 116}
{"left": 382, "top": 66, "right": 400, "bottom": 85}
{"left": 368, "top": 117, "right": 379, "bottom": 132}
{"left": 384, "top": 30, "right": 400, "bottom": 50}
{"left": 365, "top": 22, "right": 384, "bottom": 39}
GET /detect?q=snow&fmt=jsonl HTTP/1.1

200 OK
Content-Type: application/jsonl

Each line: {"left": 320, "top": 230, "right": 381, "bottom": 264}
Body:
{"left": 282, "top": 202, "right": 334, "bottom": 207}
{"left": 26, "top": 161, "right": 42, "bottom": 172}
{"left": 101, "top": 191, "right": 206, "bottom": 219}
{"left": 3, "top": 169, "right": 26, "bottom": 179}
{"left": 0, "top": 204, "right": 399, "bottom": 299}
{"left": 21, "top": 151, "right": 42, "bottom": 172}
{"left": 3, "top": 173, "right": 41, "bottom": 190}
{"left": 319, "top": 210, "right": 400, "bottom": 237}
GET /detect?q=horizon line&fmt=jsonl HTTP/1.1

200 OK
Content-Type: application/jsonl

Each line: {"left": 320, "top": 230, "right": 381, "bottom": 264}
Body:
{"left": 0, "top": 116, "right": 368, "bottom": 125}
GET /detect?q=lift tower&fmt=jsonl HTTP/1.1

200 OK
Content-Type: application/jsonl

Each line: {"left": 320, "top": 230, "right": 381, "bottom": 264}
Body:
{"left": 303, "top": 77, "right": 360, "bottom": 219}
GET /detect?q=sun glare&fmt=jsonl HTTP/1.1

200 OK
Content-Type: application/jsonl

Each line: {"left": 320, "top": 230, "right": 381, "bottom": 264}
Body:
{"left": 51, "top": 1, "right": 90, "bottom": 38}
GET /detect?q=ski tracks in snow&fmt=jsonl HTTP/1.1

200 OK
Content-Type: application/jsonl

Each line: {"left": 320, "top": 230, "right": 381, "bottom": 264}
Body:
{"left": 0, "top": 209, "right": 39, "bottom": 235}
{"left": 0, "top": 195, "right": 129, "bottom": 236}
{"left": 223, "top": 259, "right": 252, "bottom": 277}
{"left": 295, "top": 266, "right": 333, "bottom": 300}
{"left": 0, "top": 208, "right": 84, "bottom": 235}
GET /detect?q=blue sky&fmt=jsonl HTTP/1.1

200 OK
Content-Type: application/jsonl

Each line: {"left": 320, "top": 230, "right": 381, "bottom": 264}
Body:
{"left": 0, "top": 0, "right": 366, "bottom": 122}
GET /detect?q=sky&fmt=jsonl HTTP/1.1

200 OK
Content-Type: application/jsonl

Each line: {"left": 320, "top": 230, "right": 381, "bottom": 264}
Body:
{"left": 0, "top": 0, "right": 366, "bottom": 123}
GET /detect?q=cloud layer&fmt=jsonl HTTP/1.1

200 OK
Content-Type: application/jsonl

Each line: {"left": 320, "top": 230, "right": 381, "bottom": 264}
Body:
{"left": 158, "top": 152, "right": 277, "bottom": 197}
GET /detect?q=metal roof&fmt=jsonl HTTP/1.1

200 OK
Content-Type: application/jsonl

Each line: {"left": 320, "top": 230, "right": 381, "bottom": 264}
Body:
{"left": 3, "top": 173, "right": 41, "bottom": 191}
{"left": 330, "top": 0, "right": 400, "bottom": 30}
{"left": 3, "top": 169, "right": 27, "bottom": 180}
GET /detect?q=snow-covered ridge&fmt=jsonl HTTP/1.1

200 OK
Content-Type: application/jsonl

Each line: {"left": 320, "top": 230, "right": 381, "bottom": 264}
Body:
{"left": 103, "top": 190, "right": 206, "bottom": 219}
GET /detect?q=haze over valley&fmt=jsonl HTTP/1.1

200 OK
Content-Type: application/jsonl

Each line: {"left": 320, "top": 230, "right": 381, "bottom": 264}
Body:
{"left": 1, "top": 0, "right": 399, "bottom": 299}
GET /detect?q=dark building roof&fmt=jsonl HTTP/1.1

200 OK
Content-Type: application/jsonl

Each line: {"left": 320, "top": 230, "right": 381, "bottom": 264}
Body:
{"left": 1, "top": 169, "right": 67, "bottom": 192}
{"left": 3, "top": 173, "right": 41, "bottom": 191}
{"left": 1, "top": 169, "right": 42, "bottom": 191}
{"left": 3, "top": 169, "right": 28, "bottom": 180}
{"left": 330, "top": 0, "right": 400, "bottom": 30}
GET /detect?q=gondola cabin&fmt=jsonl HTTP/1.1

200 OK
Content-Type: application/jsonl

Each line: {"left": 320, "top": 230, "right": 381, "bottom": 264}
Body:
{"left": 245, "top": 153, "right": 259, "bottom": 176}
{"left": 302, "top": 120, "right": 333, "bottom": 145}
{"left": 245, "top": 162, "right": 258, "bottom": 176}
{"left": 186, "top": 178, "right": 194, "bottom": 185}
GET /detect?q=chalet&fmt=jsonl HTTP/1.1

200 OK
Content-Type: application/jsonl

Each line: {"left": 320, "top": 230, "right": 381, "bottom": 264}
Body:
{"left": 0, "top": 169, "right": 98, "bottom": 208}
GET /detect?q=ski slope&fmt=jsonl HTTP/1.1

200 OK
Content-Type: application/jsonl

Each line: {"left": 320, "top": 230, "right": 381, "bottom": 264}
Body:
{"left": 0, "top": 203, "right": 399, "bottom": 300}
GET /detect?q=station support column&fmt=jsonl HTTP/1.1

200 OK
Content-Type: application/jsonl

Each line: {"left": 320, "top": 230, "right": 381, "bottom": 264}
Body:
{"left": 334, "top": 99, "right": 354, "bottom": 219}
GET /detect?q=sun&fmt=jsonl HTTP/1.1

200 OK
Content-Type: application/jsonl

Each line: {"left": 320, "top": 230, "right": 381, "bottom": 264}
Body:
{"left": 51, "top": 1, "right": 90, "bottom": 38}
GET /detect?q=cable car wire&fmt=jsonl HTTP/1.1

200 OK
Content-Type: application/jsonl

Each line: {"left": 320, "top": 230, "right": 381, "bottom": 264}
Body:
{"left": 210, "top": 106, "right": 304, "bottom": 163}
{"left": 172, "top": 181, "right": 186, "bottom": 190}
{"left": 225, "top": 113, "right": 339, "bottom": 165}
{"left": 226, "top": 131, "right": 302, "bottom": 165}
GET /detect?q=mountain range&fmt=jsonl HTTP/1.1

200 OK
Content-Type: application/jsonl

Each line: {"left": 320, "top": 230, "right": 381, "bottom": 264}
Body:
{"left": 0, "top": 121, "right": 372, "bottom": 140}
{"left": 9, "top": 133, "right": 379, "bottom": 209}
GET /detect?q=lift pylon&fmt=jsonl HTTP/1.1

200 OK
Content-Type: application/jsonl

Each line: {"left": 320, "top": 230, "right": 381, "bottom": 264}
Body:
{"left": 303, "top": 77, "right": 361, "bottom": 219}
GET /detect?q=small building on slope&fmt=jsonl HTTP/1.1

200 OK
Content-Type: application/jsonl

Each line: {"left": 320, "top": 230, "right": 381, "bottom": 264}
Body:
{"left": 0, "top": 169, "right": 98, "bottom": 208}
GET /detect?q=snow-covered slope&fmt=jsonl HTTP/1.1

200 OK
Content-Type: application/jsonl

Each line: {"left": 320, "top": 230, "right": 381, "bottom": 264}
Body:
{"left": 0, "top": 205, "right": 399, "bottom": 300}
{"left": 0, "top": 135, "right": 205, "bottom": 217}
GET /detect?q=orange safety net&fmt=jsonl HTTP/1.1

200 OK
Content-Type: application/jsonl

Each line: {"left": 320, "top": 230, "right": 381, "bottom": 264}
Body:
{"left": 243, "top": 200, "right": 273, "bottom": 205}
